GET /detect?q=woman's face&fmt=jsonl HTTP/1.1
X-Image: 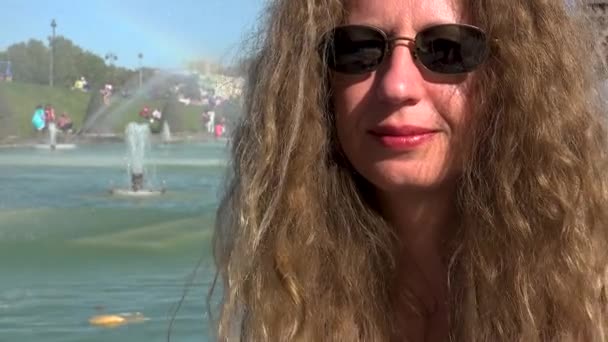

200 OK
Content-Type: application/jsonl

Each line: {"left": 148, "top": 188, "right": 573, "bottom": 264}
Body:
{"left": 332, "top": 0, "right": 473, "bottom": 194}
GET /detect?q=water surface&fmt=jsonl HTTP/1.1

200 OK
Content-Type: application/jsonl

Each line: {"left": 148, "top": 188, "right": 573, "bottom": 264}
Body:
{"left": 0, "top": 141, "right": 226, "bottom": 342}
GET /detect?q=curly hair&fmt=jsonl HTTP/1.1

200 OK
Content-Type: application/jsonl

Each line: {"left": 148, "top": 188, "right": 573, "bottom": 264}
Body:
{"left": 210, "top": 0, "right": 608, "bottom": 340}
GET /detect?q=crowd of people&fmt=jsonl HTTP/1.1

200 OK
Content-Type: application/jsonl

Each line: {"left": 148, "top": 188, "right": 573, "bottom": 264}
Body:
{"left": 138, "top": 106, "right": 162, "bottom": 123}
{"left": 31, "top": 104, "right": 73, "bottom": 133}
{"left": 198, "top": 92, "right": 229, "bottom": 138}
{"left": 73, "top": 76, "right": 116, "bottom": 106}
{"left": 200, "top": 110, "right": 226, "bottom": 139}
{"left": 28, "top": 72, "right": 237, "bottom": 139}
{"left": 30, "top": 98, "right": 230, "bottom": 139}
{"left": 137, "top": 104, "right": 227, "bottom": 139}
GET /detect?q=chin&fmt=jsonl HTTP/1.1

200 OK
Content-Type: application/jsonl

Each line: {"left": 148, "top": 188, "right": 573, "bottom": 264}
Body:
{"left": 357, "top": 160, "right": 456, "bottom": 193}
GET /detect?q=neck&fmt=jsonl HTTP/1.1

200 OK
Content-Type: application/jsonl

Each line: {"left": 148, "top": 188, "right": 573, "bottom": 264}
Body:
{"left": 378, "top": 183, "right": 457, "bottom": 259}
{"left": 378, "top": 183, "right": 457, "bottom": 326}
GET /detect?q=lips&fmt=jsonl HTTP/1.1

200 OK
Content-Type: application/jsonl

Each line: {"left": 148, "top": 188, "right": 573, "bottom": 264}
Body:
{"left": 369, "top": 125, "right": 437, "bottom": 136}
{"left": 368, "top": 125, "right": 438, "bottom": 150}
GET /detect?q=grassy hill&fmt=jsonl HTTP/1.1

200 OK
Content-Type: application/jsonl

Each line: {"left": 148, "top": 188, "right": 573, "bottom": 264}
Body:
{"left": 83, "top": 94, "right": 204, "bottom": 134}
{"left": 0, "top": 81, "right": 207, "bottom": 140}
{"left": 0, "top": 81, "right": 90, "bottom": 139}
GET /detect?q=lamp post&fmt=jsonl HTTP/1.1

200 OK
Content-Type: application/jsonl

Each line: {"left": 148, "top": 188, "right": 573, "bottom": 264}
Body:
{"left": 49, "top": 19, "right": 57, "bottom": 87}
{"left": 104, "top": 52, "right": 118, "bottom": 84}
{"left": 104, "top": 53, "right": 118, "bottom": 65}
{"left": 138, "top": 53, "right": 143, "bottom": 89}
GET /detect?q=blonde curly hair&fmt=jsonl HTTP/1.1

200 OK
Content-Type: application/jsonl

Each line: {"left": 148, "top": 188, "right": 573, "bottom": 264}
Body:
{"left": 211, "top": 0, "right": 608, "bottom": 340}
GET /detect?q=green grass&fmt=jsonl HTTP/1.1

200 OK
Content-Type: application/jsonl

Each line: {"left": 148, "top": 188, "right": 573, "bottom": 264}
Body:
{"left": 163, "top": 99, "right": 206, "bottom": 133}
{"left": 0, "top": 81, "right": 206, "bottom": 139}
{"left": 92, "top": 96, "right": 204, "bottom": 134}
{"left": 0, "top": 81, "right": 90, "bottom": 138}
{"left": 100, "top": 96, "right": 167, "bottom": 133}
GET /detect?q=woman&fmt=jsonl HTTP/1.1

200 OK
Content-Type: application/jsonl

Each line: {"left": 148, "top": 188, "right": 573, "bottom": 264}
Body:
{"left": 212, "top": 0, "right": 608, "bottom": 340}
{"left": 31, "top": 105, "right": 46, "bottom": 132}
{"left": 57, "top": 112, "right": 73, "bottom": 132}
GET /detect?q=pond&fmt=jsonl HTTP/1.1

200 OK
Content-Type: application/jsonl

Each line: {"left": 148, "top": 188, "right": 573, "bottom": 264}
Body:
{"left": 0, "top": 140, "right": 227, "bottom": 342}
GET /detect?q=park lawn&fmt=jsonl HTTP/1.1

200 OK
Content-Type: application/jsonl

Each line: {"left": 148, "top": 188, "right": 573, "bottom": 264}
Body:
{"left": 0, "top": 81, "right": 208, "bottom": 138}
{"left": 106, "top": 97, "right": 166, "bottom": 133}
{"left": 165, "top": 101, "right": 205, "bottom": 133}
{"left": 107, "top": 98, "right": 203, "bottom": 134}
{"left": 0, "top": 81, "right": 90, "bottom": 138}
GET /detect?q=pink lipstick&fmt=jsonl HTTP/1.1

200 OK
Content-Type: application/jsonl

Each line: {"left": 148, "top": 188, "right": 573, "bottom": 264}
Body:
{"left": 369, "top": 125, "right": 438, "bottom": 150}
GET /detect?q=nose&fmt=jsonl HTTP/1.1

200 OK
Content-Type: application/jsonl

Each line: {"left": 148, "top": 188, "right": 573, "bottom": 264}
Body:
{"left": 375, "top": 44, "right": 425, "bottom": 106}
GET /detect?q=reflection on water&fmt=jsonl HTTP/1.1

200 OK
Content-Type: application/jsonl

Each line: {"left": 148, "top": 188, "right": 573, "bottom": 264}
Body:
{"left": 0, "top": 142, "right": 225, "bottom": 342}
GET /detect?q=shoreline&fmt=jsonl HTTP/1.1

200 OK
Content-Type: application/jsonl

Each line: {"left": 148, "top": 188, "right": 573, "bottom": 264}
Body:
{"left": 0, "top": 131, "right": 226, "bottom": 148}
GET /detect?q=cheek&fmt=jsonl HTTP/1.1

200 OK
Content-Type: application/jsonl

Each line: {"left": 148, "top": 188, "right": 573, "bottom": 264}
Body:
{"left": 429, "top": 82, "right": 472, "bottom": 135}
{"left": 331, "top": 78, "right": 372, "bottom": 147}
{"left": 331, "top": 74, "right": 370, "bottom": 113}
{"left": 429, "top": 85, "right": 474, "bottom": 171}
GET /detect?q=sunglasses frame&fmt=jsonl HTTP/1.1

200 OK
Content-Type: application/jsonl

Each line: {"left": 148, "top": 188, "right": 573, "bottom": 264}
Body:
{"left": 321, "top": 23, "right": 490, "bottom": 75}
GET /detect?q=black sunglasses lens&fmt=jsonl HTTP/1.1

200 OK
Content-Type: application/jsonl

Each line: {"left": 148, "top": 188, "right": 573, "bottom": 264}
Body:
{"left": 324, "top": 26, "right": 385, "bottom": 74}
{"left": 415, "top": 25, "right": 488, "bottom": 74}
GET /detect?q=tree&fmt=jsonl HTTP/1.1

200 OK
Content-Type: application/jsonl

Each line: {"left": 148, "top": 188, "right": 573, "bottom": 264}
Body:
{"left": 0, "top": 36, "right": 139, "bottom": 89}
{"left": 53, "top": 36, "right": 106, "bottom": 87}
{"left": 4, "top": 39, "right": 49, "bottom": 84}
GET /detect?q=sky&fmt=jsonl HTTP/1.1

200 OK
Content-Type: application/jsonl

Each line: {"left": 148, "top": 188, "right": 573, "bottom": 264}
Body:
{"left": 0, "top": 0, "right": 266, "bottom": 70}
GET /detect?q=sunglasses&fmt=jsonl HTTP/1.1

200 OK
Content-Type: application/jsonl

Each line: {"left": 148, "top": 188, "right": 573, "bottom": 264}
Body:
{"left": 320, "top": 23, "right": 489, "bottom": 75}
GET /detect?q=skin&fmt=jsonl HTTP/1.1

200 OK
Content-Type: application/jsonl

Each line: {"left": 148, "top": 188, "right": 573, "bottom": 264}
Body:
{"left": 331, "top": 0, "right": 474, "bottom": 340}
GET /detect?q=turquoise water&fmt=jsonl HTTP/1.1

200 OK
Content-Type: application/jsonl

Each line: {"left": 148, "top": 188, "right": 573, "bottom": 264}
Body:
{"left": 0, "top": 141, "right": 228, "bottom": 341}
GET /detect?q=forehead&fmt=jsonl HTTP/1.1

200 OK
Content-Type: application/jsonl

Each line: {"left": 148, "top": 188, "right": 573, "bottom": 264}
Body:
{"left": 345, "top": 0, "right": 464, "bottom": 30}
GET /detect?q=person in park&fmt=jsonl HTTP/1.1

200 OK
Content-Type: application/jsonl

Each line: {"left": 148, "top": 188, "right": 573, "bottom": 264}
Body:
{"left": 31, "top": 105, "right": 45, "bottom": 132}
{"left": 139, "top": 106, "right": 150, "bottom": 120}
{"left": 101, "top": 83, "right": 113, "bottom": 105}
{"left": 44, "top": 104, "right": 55, "bottom": 126}
{"left": 211, "top": 0, "right": 608, "bottom": 341}
{"left": 57, "top": 112, "right": 73, "bottom": 133}
{"left": 214, "top": 117, "right": 225, "bottom": 139}
{"left": 72, "top": 76, "right": 89, "bottom": 92}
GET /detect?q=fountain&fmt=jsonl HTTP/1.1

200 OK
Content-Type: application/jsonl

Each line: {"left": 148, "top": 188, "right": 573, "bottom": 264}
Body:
{"left": 48, "top": 122, "right": 57, "bottom": 149}
{"left": 110, "top": 122, "right": 165, "bottom": 196}
{"left": 34, "top": 122, "right": 77, "bottom": 150}
{"left": 161, "top": 121, "right": 172, "bottom": 144}
{"left": 0, "top": 138, "right": 228, "bottom": 342}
